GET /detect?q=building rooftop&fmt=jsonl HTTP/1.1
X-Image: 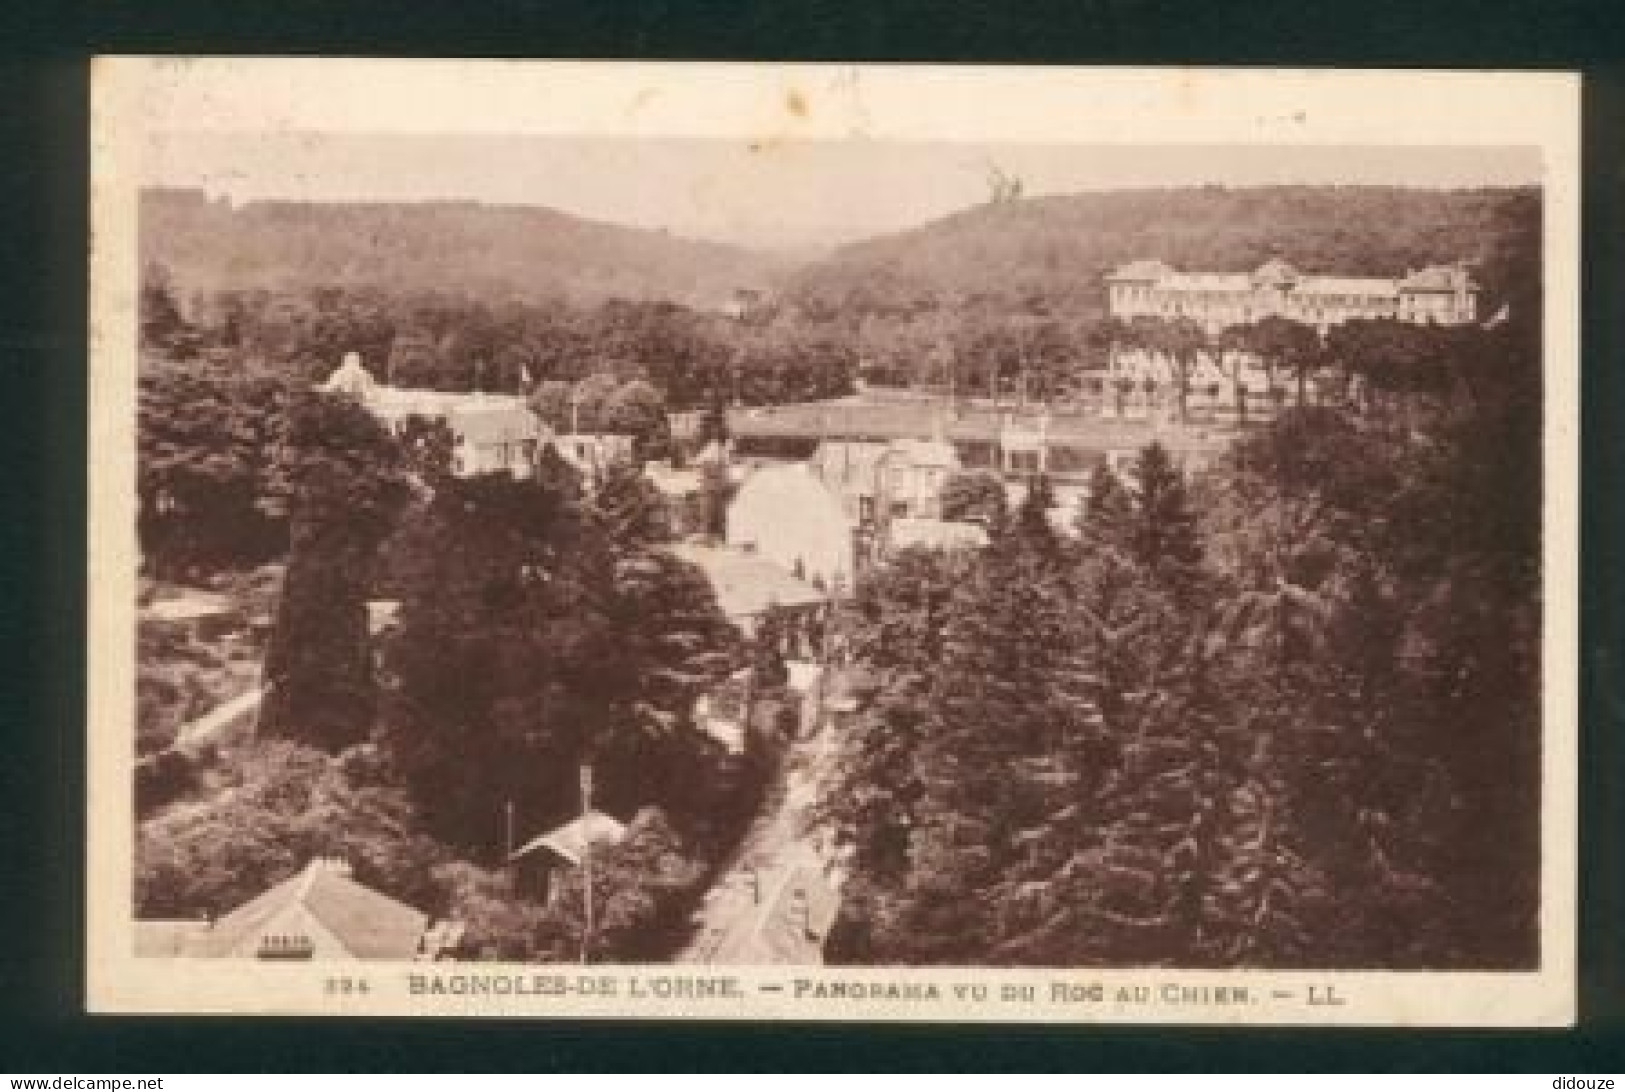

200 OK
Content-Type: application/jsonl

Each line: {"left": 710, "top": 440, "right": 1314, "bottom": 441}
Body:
{"left": 1297, "top": 275, "right": 1402, "bottom": 296}
{"left": 320, "top": 351, "right": 377, "bottom": 397}
{"left": 644, "top": 463, "right": 705, "bottom": 497}
{"left": 694, "top": 439, "right": 731, "bottom": 466}
{"left": 511, "top": 810, "right": 628, "bottom": 868}
{"left": 811, "top": 441, "right": 890, "bottom": 495}
{"left": 1399, "top": 264, "right": 1475, "bottom": 292}
{"left": 730, "top": 399, "right": 1238, "bottom": 457}
{"left": 887, "top": 437, "right": 958, "bottom": 467}
{"left": 1109, "top": 259, "right": 1475, "bottom": 299}
{"left": 889, "top": 517, "right": 990, "bottom": 553}
{"left": 366, "top": 599, "right": 402, "bottom": 636}
{"left": 1252, "top": 258, "right": 1301, "bottom": 285}
{"left": 448, "top": 402, "right": 543, "bottom": 445}
{"left": 189, "top": 858, "right": 431, "bottom": 960}
{"left": 667, "top": 543, "right": 827, "bottom": 620}
{"left": 1161, "top": 272, "right": 1253, "bottom": 293}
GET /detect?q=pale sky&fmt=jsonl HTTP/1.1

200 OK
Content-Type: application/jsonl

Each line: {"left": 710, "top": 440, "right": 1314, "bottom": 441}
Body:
{"left": 144, "top": 131, "right": 1542, "bottom": 254}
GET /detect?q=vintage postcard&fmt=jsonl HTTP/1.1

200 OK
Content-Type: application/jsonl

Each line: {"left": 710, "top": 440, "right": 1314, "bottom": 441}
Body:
{"left": 88, "top": 59, "right": 1578, "bottom": 1024}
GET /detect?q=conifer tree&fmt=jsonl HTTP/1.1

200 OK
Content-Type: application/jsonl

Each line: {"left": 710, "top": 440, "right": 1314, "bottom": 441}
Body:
{"left": 698, "top": 459, "right": 732, "bottom": 541}
{"left": 260, "top": 392, "right": 411, "bottom": 751}
{"left": 380, "top": 464, "right": 737, "bottom": 853}
{"left": 1128, "top": 442, "right": 1204, "bottom": 599}
{"left": 588, "top": 457, "right": 673, "bottom": 550}
{"left": 379, "top": 471, "right": 593, "bottom": 852}
{"left": 396, "top": 414, "right": 457, "bottom": 484}
{"left": 1077, "top": 462, "right": 1134, "bottom": 553}
{"left": 882, "top": 535, "right": 1100, "bottom": 962}
{"left": 818, "top": 548, "right": 969, "bottom": 885}
{"left": 1007, "top": 472, "right": 1060, "bottom": 557}
{"left": 698, "top": 391, "right": 730, "bottom": 447}
{"left": 940, "top": 469, "right": 1008, "bottom": 530}
{"left": 750, "top": 604, "right": 793, "bottom": 691}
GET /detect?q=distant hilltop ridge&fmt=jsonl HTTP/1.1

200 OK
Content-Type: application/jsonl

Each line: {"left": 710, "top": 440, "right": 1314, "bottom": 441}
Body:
{"left": 785, "top": 184, "right": 1539, "bottom": 321}
{"left": 141, "top": 184, "right": 1540, "bottom": 322}
{"left": 139, "top": 186, "right": 787, "bottom": 309}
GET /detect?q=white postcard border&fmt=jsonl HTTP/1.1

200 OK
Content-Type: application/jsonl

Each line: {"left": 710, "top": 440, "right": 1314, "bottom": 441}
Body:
{"left": 87, "top": 59, "right": 1580, "bottom": 1026}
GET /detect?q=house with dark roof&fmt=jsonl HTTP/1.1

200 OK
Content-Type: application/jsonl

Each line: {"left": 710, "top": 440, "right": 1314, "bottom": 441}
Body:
{"left": 507, "top": 810, "right": 630, "bottom": 903}
{"left": 510, "top": 810, "right": 628, "bottom": 870}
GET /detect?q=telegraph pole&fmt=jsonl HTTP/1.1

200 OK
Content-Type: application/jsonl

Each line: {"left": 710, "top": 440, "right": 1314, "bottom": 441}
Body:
{"left": 579, "top": 763, "right": 594, "bottom": 964}
{"left": 504, "top": 800, "right": 515, "bottom": 865}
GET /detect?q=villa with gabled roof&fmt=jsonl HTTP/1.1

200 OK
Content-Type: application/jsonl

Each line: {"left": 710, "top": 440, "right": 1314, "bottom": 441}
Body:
{"left": 319, "top": 351, "right": 544, "bottom": 478}
{"left": 136, "top": 857, "right": 452, "bottom": 961}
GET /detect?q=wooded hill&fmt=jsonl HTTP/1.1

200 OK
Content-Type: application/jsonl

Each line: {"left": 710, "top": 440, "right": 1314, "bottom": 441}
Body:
{"left": 786, "top": 186, "right": 1542, "bottom": 320}
{"left": 141, "top": 188, "right": 786, "bottom": 310}
{"left": 145, "top": 185, "right": 1541, "bottom": 323}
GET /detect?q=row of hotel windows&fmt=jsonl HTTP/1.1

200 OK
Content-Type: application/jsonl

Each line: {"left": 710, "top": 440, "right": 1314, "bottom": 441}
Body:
{"left": 1116, "top": 299, "right": 1469, "bottom": 324}
{"left": 1113, "top": 285, "right": 1403, "bottom": 310}
{"left": 1119, "top": 299, "right": 1400, "bottom": 323}
{"left": 1113, "top": 287, "right": 1466, "bottom": 312}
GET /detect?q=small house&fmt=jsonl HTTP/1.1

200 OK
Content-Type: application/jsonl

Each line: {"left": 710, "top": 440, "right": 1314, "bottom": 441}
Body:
{"left": 137, "top": 857, "right": 451, "bottom": 961}
{"left": 508, "top": 810, "right": 629, "bottom": 903}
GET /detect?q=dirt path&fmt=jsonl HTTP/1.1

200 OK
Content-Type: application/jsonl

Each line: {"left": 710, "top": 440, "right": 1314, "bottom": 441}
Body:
{"left": 173, "top": 684, "right": 267, "bottom": 751}
{"left": 678, "top": 673, "right": 844, "bottom": 965}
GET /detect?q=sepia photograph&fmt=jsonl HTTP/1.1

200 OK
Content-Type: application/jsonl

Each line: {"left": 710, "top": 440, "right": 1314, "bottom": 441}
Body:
{"left": 87, "top": 60, "right": 1578, "bottom": 1023}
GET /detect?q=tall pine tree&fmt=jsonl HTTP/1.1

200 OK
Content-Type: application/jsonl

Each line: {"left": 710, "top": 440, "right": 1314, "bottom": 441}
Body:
{"left": 260, "top": 392, "right": 411, "bottom": 751}
{"left": 1077, "top": 461, "right": 1134, "bottom": 554}
{"left": 1128, "top": 442, "right": 1204, "bottom": 601}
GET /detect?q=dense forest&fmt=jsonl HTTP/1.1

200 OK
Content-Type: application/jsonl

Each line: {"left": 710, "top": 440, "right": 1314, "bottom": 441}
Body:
{"left": 139, "top": 185, "right": 1539, "bottom": 417}
{"left": 142, "top": 187, "right": 785, "bottom": 309}
{"left": 818, "top": 303, "right": 1543, "bottom": 968}
{"left": 137, "top": 387, "right": 796, "bottom": 961}
{"left": 791, "top": 186, "right": 1539, "bottom": 321}
{"left": 134, "top": 277, "right": 850, "bottom": 578}
{"left": 136, "top": 180, "right": 1545, "bottom": 968}
{"left": 146, "top": 186, "right": 1538, "bottom": 323}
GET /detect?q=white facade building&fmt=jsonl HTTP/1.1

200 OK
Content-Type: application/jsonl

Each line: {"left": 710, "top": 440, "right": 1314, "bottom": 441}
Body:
{"left": 550, "top": 432, "right": 636, "bottom": 483}
{"left": 319, "top": 352, "right": 542, "bottom": 477}
{"left": 1106, "top": 258, "right": 1479, "bottom": 335}
{"left": 727, "top": 463, "right": 856, "bottom": 593}
{"left": 810, "top": 437, "right": 961, "bottom": 524}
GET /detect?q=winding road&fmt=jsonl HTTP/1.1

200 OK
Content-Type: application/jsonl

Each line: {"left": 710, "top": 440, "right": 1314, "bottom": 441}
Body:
{"left": 678, "top": 669, "right": 845, "bottom": 966}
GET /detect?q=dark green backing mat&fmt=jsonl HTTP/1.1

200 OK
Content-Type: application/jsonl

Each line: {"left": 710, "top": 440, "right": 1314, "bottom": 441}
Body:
{"left": 2, "top": 0, "right": 1623, "bottom": 1069}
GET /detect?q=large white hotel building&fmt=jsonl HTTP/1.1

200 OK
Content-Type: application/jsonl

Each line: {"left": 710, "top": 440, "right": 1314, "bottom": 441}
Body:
{"left": 1106, "top": 257, "right": 1479, "bottom": 334}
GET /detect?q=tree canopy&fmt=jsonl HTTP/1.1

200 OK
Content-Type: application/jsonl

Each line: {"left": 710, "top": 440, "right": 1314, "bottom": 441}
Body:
{"left": 823, "top": 310, "right": 1542, "bottom": 969}
{"left": 258, "top": 392, "right": 413, "bottom": 751}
